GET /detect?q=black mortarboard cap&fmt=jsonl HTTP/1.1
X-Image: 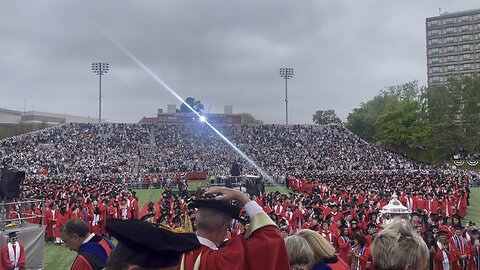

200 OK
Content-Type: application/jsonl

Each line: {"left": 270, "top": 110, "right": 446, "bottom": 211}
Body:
{"left": 7, "top": 231, "right": 17, "bottom": 238}
{"left": 106, "top": 219, "right": 200, "bottom": 268}
{"left": 454, "top": 225, "right": 464, "bottom": 231}
{"left": 189, "top": 199, "right": 240, "bottom": 219}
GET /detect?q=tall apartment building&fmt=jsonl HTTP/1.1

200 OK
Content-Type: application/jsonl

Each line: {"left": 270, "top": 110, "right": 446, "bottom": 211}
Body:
{"left": 426, "top": 9, "right": 480, "bottom": 86}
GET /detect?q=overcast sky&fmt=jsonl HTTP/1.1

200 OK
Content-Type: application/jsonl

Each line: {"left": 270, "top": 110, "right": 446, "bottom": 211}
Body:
{"left": 1, "top": 1, "right": 478, "bottom": 124}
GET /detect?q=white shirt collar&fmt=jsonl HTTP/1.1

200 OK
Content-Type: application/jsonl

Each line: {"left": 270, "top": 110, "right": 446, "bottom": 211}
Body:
{"left": 197, "top": 236, "right": 218, "bottom": 250}
{"left": 83, "top": 233, "right": 95, "bottom": 245}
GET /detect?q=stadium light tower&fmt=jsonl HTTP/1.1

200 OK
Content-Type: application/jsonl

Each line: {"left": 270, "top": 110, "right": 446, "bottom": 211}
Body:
{"left": 279, "top": 67, "right": 294, "bottom": 125}
{"left": 91, "top": 62, "right": 109, "bottom": 123}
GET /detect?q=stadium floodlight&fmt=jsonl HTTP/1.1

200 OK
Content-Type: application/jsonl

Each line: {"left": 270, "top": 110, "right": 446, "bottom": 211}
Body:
{"left": 279, "top": 67, "right": 294, "bottom": 125}
{"left": 91, "top": 62, "right": 109, "bottom": 123}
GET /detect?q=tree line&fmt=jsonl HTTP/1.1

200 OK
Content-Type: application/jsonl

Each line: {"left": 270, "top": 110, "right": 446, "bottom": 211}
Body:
{"left": 314, "top": 75, "right": 480, "bottom": 165}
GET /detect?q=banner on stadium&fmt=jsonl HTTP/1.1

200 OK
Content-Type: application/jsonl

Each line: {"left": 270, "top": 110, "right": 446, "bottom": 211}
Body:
{"left": 186, "top": 172, "right": 207, "bottom": 180}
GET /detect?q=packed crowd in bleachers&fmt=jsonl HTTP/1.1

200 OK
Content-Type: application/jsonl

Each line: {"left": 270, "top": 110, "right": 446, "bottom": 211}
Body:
{"left": 1, "top": 123, "right": 421, "bottom": 176}
{"left": 0, "top": 123, "right": 478, "bottom": 270}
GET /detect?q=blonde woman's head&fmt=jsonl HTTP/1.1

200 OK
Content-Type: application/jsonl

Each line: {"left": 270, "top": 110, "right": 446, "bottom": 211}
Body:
{"left": 371, "top": 218, "right": 428, "bottom": 270}
{"left": 285, "top": 235, "right": 314, "bottom": 267}
{"left": 296, "top": 229, "right": 336, "bottom": 264}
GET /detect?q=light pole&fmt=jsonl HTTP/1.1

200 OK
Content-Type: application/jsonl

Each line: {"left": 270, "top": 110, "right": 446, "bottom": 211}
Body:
{"left": 91, "top": 62, "right": 109, "bottom": 123}
{"left": 279, "top": 67, "right": 294, "bottom": 125}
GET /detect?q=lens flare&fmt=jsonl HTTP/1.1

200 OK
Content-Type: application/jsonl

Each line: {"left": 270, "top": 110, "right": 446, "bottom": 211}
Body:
{"left": 101, "top": 31, "right": 273, "bottom": 183}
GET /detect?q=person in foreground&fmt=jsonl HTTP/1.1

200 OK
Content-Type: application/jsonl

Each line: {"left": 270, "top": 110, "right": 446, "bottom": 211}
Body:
{"left": 181, "top": 187, "right": 290, "bottom": 270}
{"left": 285, "top": 235, "right": 314, "bottom": 270}
{"left": 105, "top": 218, "right": 201, "bottom": 270}
{"left": 371, "top": 218, "right": 429, "bottom": 270}
{"left": 296, "top": 229, "right": 349, "bottom": 270}
{"left": 60, "top": 219, "right": 115, "bottom": 270}
{"left": 1, "top": 232, "right": 26, "bottom": 270}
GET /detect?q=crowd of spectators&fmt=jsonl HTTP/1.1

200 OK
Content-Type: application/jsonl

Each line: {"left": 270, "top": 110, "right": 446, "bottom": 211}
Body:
{"left": 1, "top": 122, "right": 428, "bottom": 186}
{"left": 0, "top": 122, "right": 478, "bottom": 269}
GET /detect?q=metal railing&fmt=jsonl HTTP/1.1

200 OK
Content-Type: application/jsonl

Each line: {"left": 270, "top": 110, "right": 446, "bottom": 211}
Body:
{"left": 0, "top": 198, "right": 45, "bottom": 228}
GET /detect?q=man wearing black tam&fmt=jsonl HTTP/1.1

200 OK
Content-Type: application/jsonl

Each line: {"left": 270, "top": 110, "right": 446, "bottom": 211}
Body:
{"left": 181, "top": 187, "right": 289, "bottom": 270}
{"left": 105, "top": 219, "right": 200, "bottom": 270}
{"left": 186, "top": 197, "right": 241, "bottom": 250}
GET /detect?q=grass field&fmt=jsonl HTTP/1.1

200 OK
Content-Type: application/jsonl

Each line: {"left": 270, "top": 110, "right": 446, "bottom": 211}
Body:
{"left": 44, "top": 186, "right": 480, "bottom": 269}
{"left": 464, "top": 187, "right": 480, "bottom": 224}
{"left": 44, "top": 242, "right": 76, "bottom": 269}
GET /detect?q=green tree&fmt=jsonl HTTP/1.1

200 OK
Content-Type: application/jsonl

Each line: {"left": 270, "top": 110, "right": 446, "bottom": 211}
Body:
{"left": 346, "top": 95, "right": 390, "bottom": 142}
{"left": 460, "top": 76, "right": 480, "bottom": 152}
{"left": 379, "top": 81, "right": 422, "bottom": 101}
{"left": 240, "top": 113, "right": 264, "bottom": 125}
{"left": 347, "top": 81, "right": 424, "bottom": 155}
{"left": 312, "top": 109, "right": 342, "bottom": 125}
{"left": 347, "top": 77, "right": 480, "bottom": 165}
{"left": 421, "top": 81, "right": 462, "bottom": 124}
{"left": 178, "top": 97, "right": 204, "bottom": 113}
{"left": 419, "top": 76, "right": 480, "bottom": 158}
{"left": 374, "top": 98, "right": 421, "bottom": 149}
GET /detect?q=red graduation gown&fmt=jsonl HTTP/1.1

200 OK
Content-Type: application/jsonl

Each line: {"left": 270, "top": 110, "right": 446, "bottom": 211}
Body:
{"left": 449, "top": 236, "right": 471, "bottom": 270}
{"left": 456, "top": 195, "right": 467, "bottom": 218}
{"left": 71, "top": 255, "right": 94, "bottom": 270}
{"left": 434, "top": 243, "right": 457, "bottom": 270}
{"left": 337, "top": 236, "right": 351, "bottom": 265}
{"left": 180, "top": 213, "right": 289, "bottom": 270}
{"left": 55, "top": 213, "right": 70, "bottom": 238}
{"left": 45, "top": 209, "right": 56, "bottom": 238}
{"left": 2, "top": 243, "right": 26, "bottom": 270}
{"left": 351, "top": 246, "right": 371, "bottom": 270}
{"left": 71, "top": 235, "right": 114, "bottom": 270}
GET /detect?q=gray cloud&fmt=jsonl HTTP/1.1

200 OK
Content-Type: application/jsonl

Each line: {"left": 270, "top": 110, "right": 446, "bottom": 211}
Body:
{"left": 1, "top": 0, "right": 478, "bottom": 123}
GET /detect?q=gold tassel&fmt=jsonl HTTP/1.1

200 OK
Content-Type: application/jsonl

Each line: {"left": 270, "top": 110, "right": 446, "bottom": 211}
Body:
{"left": 184, "top": 205, "right": 193, "bottom": 233}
